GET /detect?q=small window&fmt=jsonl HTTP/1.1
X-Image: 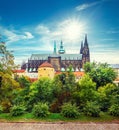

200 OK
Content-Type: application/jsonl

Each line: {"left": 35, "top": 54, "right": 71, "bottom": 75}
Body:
{"left": 44, "top": 68, "right": 46, "bottom": 70}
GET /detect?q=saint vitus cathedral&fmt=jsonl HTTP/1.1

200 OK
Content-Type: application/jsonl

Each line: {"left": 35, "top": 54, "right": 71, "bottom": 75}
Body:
{"left": 21, "top": 34, "right": 90, "bottom": 72}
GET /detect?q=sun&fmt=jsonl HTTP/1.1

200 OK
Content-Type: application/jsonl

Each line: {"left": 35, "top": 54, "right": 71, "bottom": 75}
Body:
{"left": 61, "top": 18, "right": 86, "bottom": 41}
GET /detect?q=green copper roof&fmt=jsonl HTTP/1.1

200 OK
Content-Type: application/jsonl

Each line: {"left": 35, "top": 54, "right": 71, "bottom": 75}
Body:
{"left": 30, "top": 54, "right": 82, "bottom": 60}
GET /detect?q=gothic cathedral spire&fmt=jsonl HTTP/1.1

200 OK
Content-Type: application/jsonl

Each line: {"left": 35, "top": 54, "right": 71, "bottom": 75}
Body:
{"left": 53, "top": 41, "right": 57, "bottom": 54}
{"left": 82, "top": 34, "right": 90, "bottom": 65}
{"left": 84, "top": 34, "right": 88, "bottom": 48}
{"left": 80, "top": 41, "right": 83, "bottom": 54}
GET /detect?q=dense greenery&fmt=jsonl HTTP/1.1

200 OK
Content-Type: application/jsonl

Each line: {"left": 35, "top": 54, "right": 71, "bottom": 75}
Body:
{"left": 61, "top": 102, "right": 80, "bottom": 118}
{"left": 0, "top": 43, "right": 20, "bottom": 112}
{"left": 10, "top": 105, "right": 26, "bottom": 116}
{"left": 83, "top": 101, "right": 101, "bottom": 117}
{"left": 32, "top": 102, "right": 50, "bottom": 118}
{"left": 0, "top": 43, "right": 119, "bottom": 120}
{"left": 84, "top": 62, "right": 117, "bottom": 88}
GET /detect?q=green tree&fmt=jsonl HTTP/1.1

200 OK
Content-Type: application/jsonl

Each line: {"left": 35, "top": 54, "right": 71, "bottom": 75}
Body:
{"left": 50, "top": 72, "right": 77, "bottom": 112}
{"left": 0, "top": 42, "right": 17, "bottom": 74}
{"left": 0, "top": 42, "right": 20, "bottom": 112}
{"left": 98, "top": 83, "right": 117, "bottom": 111}
{"left": 0, "top": 72, "right": 20, "bottom": 112}
{"left": 12, "top": 76, "right": 31, "bottom": 107}
{"left": 73, "top": 75, "right": 99, "bottom": 109}
{"left": 84, "top": 62, "right": 117, "bottom": 88}
{"left": 27, "top": 77, "right": 53, "bottom": 111}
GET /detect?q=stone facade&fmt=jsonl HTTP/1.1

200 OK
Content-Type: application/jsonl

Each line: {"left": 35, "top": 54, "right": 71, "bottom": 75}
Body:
{"left": 21, "top": 34, "right": 90, "bottom": 72}
{"left": 38, "top": 62, "right": 55, "bottom": 79}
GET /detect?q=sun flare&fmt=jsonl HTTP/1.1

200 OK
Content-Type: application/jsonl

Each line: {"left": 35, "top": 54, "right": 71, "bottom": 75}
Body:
{"left": 61, "top": 18, "right": 86, "bottom": 41}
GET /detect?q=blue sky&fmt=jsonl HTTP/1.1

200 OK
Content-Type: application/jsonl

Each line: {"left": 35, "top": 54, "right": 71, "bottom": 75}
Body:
{"left": 0, "top": 0, "right": 119, "bottom": 64}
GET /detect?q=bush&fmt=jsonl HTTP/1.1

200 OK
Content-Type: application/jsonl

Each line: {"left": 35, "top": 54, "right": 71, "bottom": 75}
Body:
{"left": 50, "top": 100, "right": 61, "bottom": 113}
{"left": 109, "top": 104, "right": 119, "bottom": 116}
{"left": 0, "top": 105, "right": 3, "bottom": 113}
{"left": 61, "top": 102, "right": 80, "bottom": 118}
{"left": 10, "top": 105, "right": 26, "bottom": 116}
{"left": 83, "top": 102, "right": 101, "bottom": 117}
{"left": 1, "top": 100, "right": 12, "bottom": 113}
{"left": 32, "top": 102, "right": 50, "bottom": 118}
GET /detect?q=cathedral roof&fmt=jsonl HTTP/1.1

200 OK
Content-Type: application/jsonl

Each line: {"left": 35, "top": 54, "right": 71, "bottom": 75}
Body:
{"left": 39, "top": 62, "right": 53, "bottom": 68}
{"left": 30, "top": 54, "right": 82, "bottom": 60}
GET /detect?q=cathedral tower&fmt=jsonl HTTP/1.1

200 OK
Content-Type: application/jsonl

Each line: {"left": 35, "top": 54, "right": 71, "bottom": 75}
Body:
{"left": 80, "top": 41, "right": 83, "bottom": 54}
{"left": 58, "top": 41, "right": 65, "bottom": 54}
{"left": 82, "top": 34, "right": 90, "bottom": 65}
{"left": 53, "top": 41, "right": 57, "bottom": 54}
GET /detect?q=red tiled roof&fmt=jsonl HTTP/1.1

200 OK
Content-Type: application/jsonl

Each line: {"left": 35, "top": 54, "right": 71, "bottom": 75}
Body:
{"left": 55, "top": 71, "right": 62, "bottom": 75}
{"left": 13, "top": 69, "right": 25, "bottom": 73}
{"left": 39, "top": 62, "right": 53, "bottom": 68}
{"left": 29, "top": 78, "right": 38, "bottom": 82}
{"left": 74, "top": 72, "right": 85, "bottom": 77}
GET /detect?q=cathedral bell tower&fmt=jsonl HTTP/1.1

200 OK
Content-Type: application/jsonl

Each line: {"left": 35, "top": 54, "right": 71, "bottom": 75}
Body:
{"left": 58, "top": 41, "right": 65, "bottom": 54}
{"left": 81, "top": 34, "right": 90, "bottom": 65}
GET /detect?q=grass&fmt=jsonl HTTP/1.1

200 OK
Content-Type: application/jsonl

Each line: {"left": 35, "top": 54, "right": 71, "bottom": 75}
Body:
{"left": 0, "top": 112, "right": 119, "bottom": 122}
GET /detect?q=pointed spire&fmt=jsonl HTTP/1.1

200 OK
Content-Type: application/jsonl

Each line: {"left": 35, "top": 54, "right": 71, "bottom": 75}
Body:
{"left": 84, "top": 34, "right": 88, "bottom": 47}
{"left": 80, "top": 41, "right": 83, "bottom": 54}
{"left": 53, "top": 41, "right": 57, "bottom": 54}
{"left": 60, "top": 40, "right": 63, "bottom": 49}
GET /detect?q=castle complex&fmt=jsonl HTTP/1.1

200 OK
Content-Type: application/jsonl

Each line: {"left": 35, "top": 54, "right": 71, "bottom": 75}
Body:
{"left": 21, "top": 34, "right": 90, "bottom": 72}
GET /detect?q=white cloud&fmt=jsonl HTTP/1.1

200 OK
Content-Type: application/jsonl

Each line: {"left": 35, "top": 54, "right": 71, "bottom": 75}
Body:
{"left": 91, "top": 51, "right": 119, "bottom": 64}
{"left": 75, "top": 1, "right": 101, "bottom": 11}
{"left": 24, "top": 32, "right": 34, "bottom": 39}
{"left": 0, "top": 26, "right": 34, "bottom": 43}
{"left": 35, "top": 25, "right": 50, "bottom": 35}
{"left": 34, "top": 18, "right": 87, "bottom": 52}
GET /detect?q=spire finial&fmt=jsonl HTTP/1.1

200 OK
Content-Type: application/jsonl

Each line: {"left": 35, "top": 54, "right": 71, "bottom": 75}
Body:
{"left": 53, "top": 41, "right": 57, "bottom": 54}
{"left": 58, "top": 40, "right": 65, "bottom": 54}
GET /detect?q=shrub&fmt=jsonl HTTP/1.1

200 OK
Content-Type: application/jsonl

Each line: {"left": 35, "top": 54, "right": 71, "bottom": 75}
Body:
{"left": 0, "top": 105, "right": 3, "bottom": 113}
{"left": 61, "top": 102, "right": 80, "bottom": 118}
{"left": 1, "top": 100, "right": 12, "bottom": 113}
{"left": 109, "top": 104, "right": 119, "bottom": 116}
{"left": 32, "top": 102, "right": 50, "bottom": 118}
{"left": 83, "top": 101, "right": 101, "bottom": 117}
{"left": 50, "top": 100, "right": 61, "bottom": 113}
{"left": 10, "top": 105, "right": 26, "bottom": 116}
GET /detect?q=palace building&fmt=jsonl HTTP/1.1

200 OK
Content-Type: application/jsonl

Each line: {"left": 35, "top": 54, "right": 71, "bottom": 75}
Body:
{"left": 21, "top": 34, "right": 90, "bottom": 72}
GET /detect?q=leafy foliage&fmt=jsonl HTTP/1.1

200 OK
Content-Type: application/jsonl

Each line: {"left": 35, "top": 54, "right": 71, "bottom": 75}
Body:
{"left": 0, "top": 72, "right": 20, "bottom": 112}
{"left": 84, "top": 62, "right": 117, "bottom": 88}
{"left": 27, "top": 77, "right": 53, "bottom": 111}
{"left": 1, "top": 99, "right": 12, "bottom": 113}
{"left": 83, "top": 101, "right": 101, "bottom": 117}
{"left": 0, "top": 43, "right": 21, "bottom": 112}
{"left": 73, "top": 75, "right": 99, "bottom": 108}
{"left": 51, "top": 72, "right": 77, "bottom": 112}
{"left": 32, "top": 102, "right": 50, "bottom": 118}
{"left": 10, "top": 105, "right": 26, "bottom": 116}
{"left": 0, "top": 43, "right": 17, "bottom": 74}
{"left": 61, "top": 102, "right": 80, "bottom": 118}
{"left": 98, "top": 83, "right": 117, "bottom": 111}
{"left": 109, "top": 104, "right": 119, "bottom": 116}
{"left": 12, "top": 76, "right": 31, "bottom": 107}
{"left": 0, "top": 105, "right": 3, "bottom": 113}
